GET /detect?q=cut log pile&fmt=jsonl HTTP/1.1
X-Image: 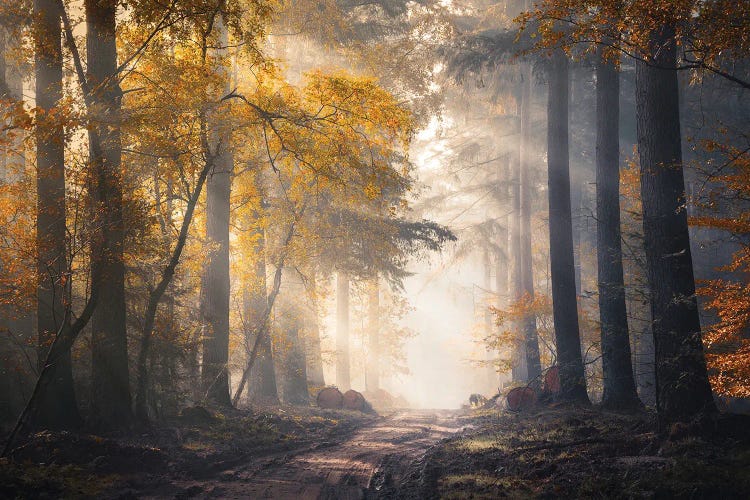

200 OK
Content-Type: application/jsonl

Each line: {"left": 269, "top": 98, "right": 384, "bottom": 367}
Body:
{"left": 470, "top": 365, "right": 563, "bottom": 412}
{"left": 315, "top": 387, "right": 375, "bottom": 414}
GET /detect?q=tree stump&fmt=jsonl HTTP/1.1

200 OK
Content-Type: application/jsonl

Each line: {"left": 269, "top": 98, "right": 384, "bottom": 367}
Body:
{"left": 316, "top": 387, "right": 344, "bottom": 409}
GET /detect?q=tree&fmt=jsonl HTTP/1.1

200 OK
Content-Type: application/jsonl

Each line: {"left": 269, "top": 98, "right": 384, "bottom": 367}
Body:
{"left": 305, "top": 271, "right": 326, "bottom": 389}
{"left": 519, "top": 0, "right": 726, "bottom": 424}
{"left": 635, "top": 23, "right": 715, "bottom": 427}
{"left": 86, "top": 0, "right": 133, "bottom": 428}
{"left": 365, "top": 277, "right": 380, "bottom": 392}
{"left": 595, "top": 49, "right": 640, "bottom": 410}
{"left": 200, "top": 13, "right": 233, "bottom": 407}
{"left": 547, "top": 50, "right": 589, "bottom": 403}
{"left": 518, "top": 62, "right": 542, "bottom": 382}
{"left": 276, "top": 269, "right": 309, "bottom": 405}
{"left": 33, "top": 0, "right": 80, "bottom": 429}
{"left": 239, "top": 174, "right": 279, "bottom": 405}
{"left": 336, "top": 271, "right": 351, "bottom": 391}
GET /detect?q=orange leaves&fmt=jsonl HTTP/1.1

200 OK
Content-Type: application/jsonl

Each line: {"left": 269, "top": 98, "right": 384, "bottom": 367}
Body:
{"left": 700, "top": 275, "right": 750, "bottom": 398}
{"left": 519, "top": 0, "right": 745, "bottom": 72}
{"left": 689, "top": 128, "right": 750, "bottom": 398}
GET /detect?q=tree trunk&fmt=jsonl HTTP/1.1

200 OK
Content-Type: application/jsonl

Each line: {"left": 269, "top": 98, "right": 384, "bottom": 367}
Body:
{"left": 86, "top": 0, "right": 133, "bottom": 429}
{"left": 335, "top": 271, "right": 350, "bottom": 391}
{"left": 482, "top": 247, "right": 496, "bottom": 387}
{"left": 519, "top": 63, "right": 542, "bottom": 381}
{"left": 510, "top": 135, "right": 526, "bottom": 382}
{"left": 278, "top": 272, "right": 309, "bottom": 406}
{"left": 547, "top": 51, "right": 589, "bottom": 403}
{"left": 306, "top": 273, "right": 325, "bottom": 388}
{"left": 596, "top": 51, "right": 640, "bottom": 410}
{"left": 200, "top": 15, "right": 233, "bottom": 407}
{"left": 569, "top": 67, "right": 583, "bottom": 297}
{"left": 365, "top": 277, "right": 380, "bottom": 392}
{"left": 635, "top": 24, "right": 716, "bottom": 428}
{"left": 34, "top": 0, "right": 80, "bottom": 429}
{"left": 496, "top": 157, "right": 510, "bottom": 385}
{"left": 246, "top": 218, "right": 279, "bottom": 405}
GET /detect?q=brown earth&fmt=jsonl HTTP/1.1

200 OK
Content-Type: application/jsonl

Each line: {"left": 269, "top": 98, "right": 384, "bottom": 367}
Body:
{"left": 149, "top": 410, "right": 466, "bottom": 499}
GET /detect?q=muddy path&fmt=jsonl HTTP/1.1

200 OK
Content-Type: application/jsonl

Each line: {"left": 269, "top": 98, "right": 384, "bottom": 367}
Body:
{"left": 164, "top": 410, "right": 465, "bottom": 499}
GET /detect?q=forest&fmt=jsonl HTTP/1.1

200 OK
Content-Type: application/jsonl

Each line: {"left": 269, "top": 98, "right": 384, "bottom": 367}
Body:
{"left": 0, "top": 0, "right": 749, "bottom": 498}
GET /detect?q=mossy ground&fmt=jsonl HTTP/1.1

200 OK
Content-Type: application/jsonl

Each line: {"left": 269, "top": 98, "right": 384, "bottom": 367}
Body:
{"left": 406, "top": 407, "right": 750, "bottom": 499}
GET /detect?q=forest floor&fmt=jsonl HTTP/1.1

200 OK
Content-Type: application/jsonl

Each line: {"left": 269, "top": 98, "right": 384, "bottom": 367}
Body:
{"left": 391, "top": 405, "right": 750, "bottom": 499}
{"left": 0, "top": 405, "right": 377, "bottom": 499}
{"left": 3, "top": 404, "right": 750, "bottom": 499}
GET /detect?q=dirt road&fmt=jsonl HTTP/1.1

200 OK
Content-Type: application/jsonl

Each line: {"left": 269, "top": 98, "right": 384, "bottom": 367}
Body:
{"left": 170, "top": 410, "right": 465, "bottom": 499}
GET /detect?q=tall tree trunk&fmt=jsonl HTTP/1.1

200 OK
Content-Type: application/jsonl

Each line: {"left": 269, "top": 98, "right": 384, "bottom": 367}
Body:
{"left": 86, "top": 0, "right": 132, "bottom": 429}
{"left": 335, "top": 271, "right": 350, "bottom": 391}
{"left": 496, "top": 157, "right": 510, "bottom": 385}
{"left": 246, "top": 217, "right": 279, "bottom": 405}
{"left": 635, "top": 24, "right": 716, "bottom": 428}
{"left": 596, "top": 51, "right": 640, "bottom": 410}
{"left": 519, "top": 64, "right": 542, "bottom": 382}
{"left": 365, "top": 277, "right": 380, "bottom": 392}
{"left": 482, "top": 247, "right": 496, "bottom": 387}
{"left": 306, "top": 272, "right": 325, "bottom": 388}
{"left": 34, "top": 0, "right": 80, "bottom": 429}
{"left": 277, "top": 270, "right": 309, "bottom": 406}
{"left": 510, "top": 136, "right": 526, "bottom": 382}
{"left": 547, "top": 51, "right": 589, "bottom": 403}
{"left": 200, "top": 15, "right": 233, "bottom": 407}
{"left": 569, "top": 66, "right": 583, "bottom": 297}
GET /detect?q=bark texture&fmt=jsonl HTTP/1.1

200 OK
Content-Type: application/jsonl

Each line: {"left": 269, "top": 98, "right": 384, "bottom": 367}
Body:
{"left": 635, "top": 25, "right": 716, "bottom": 428}
{"left": 596, "top": 52, "right": 640, "bottom": 410}
{"left": 547, "top": 51, "right": 589, "bottom": 403}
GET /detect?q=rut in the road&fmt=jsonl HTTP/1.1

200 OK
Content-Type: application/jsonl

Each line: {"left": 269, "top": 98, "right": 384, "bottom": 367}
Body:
{"left": 183, "top": 411, "right": 464, "bottom": 500}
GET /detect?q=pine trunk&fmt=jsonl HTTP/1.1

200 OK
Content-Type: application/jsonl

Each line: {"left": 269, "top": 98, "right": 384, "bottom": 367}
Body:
{"left": 519, "top": 64, "right": 542, "bottom": 381}
{"left": 596, "top": 51, "right": 640, "bottom": 410}
{"left": 635, "top": 25, "right": 716, "bottom": 428}
{"left": 547, "top": 51, "right": 589, "bottom": 403}
{"left": 496, "top": 157, "right": 510, "bottom": 385}
{"left": 510, "top": 137, "right": 526, "bottom": 382}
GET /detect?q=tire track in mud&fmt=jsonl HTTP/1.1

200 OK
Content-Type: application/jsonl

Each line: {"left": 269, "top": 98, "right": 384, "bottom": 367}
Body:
{"left": 174, "top": 410, "right": 465, "bottom": 499}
